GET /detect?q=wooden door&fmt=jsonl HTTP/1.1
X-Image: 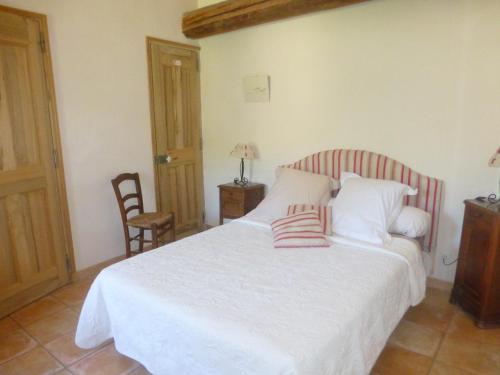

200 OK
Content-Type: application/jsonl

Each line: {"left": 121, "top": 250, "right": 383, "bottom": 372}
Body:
{"left": 0, "top": 6, "right": 73, "bottom": 317}
{"left": 147, "top": 38, "right": 204, "bottom": 236}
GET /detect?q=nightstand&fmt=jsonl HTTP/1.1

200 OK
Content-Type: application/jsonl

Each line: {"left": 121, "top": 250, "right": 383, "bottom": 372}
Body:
{"left": 451, "top": 199, "right": 500, "bottom": 328}
{"left": 218, "top": 183, "right": 265, "bottom": 224}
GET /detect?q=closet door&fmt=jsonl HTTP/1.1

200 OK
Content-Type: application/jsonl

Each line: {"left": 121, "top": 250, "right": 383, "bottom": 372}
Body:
{"left": 0, "top": 6, "right": 73, "bottom": 317}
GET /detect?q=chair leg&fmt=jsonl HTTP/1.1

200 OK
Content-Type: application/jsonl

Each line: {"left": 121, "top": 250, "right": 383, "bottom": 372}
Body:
{"left": 125, "top": 226, "right": 132, "bottom": 258}
{"left": 151, "top": 224, "right": 159, "bottom": 249}
{"left": 171, "top": 213, "right": 175, "bottom": 242}
{"left": 138, "top": 228, "right": 145, "bottom": 252}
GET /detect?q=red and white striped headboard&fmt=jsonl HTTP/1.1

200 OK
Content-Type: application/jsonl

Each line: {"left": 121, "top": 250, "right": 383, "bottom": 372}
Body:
{"left": 281, "top": 150, "right": 444, "bottom": 252}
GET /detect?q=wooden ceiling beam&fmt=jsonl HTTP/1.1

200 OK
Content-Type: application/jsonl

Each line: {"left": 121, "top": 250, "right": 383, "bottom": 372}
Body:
{"left": 182, "top": 0, "right": 371, "bottom": 39}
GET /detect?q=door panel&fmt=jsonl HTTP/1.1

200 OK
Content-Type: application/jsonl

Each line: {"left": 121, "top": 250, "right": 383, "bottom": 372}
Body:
{"left": 0, "top": 6, "right": 71, "bottom": 317}
{"left": 148, "top": 38, "right": 204, "bottom": 235}
{"left": 0, "top": 44, "right": 39, "bottom": 171}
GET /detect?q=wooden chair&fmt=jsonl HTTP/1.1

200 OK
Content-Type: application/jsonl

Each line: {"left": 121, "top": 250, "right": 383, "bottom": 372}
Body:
{"left": 111, "top": 173, "right": 175, "bottom": 257}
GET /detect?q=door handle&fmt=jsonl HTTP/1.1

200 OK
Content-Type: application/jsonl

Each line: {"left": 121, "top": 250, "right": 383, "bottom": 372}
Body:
{"left": 155, "top": 154, "right": 178, "bottom": 164}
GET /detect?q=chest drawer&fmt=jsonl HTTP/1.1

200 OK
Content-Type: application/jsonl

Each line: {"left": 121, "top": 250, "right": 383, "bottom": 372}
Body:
{"left": 221, "top": 189, "right": 244, "bottom": 202}
{"left": 221, "top": 198, "right": 243, "bottom": 216}
{"left": 220, "top": 189, "right": 245, "bottom": 219}
{"left": 464, "top": 204, "right": 492, "bottom": 227}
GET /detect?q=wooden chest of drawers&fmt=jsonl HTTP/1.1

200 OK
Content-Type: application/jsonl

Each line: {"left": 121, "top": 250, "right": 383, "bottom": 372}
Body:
{"left": 451, "top": 199, "right": 500, "bottom": 328}
{"left": 218, "top": 182, "right": 265, "bottom": 224}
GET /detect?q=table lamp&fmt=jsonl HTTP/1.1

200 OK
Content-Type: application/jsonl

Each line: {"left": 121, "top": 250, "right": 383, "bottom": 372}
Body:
{"left": 230, "top": 143, "right": 255, "bottom": 186}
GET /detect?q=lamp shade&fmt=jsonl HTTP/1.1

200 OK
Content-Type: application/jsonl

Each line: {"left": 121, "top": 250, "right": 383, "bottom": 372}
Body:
{"left": 230, "top": 143, "right": 256, "bottom": 160}
{"left": 489, "top": 147, "right": 500, "bottom": 167}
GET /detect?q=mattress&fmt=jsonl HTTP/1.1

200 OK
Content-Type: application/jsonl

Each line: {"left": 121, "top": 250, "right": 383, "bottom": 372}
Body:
{"left": 75, "top": 218, "right": 426, "bottom": 375}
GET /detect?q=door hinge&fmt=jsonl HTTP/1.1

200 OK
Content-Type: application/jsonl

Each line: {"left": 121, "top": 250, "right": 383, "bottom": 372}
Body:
{"left": 39, "top": 32, "right": 46, "bottom": 53}
{"left": 52, "top": 149, "right": 58, "bottom": 168}
{"left": 202, "top": 211, "right": 206, "bottom": 222}
{"left": 199, "top": 137, "right": 203, "bottom": 151}
{"left": 196, "top": 55, "right": 200, "bottom": 72}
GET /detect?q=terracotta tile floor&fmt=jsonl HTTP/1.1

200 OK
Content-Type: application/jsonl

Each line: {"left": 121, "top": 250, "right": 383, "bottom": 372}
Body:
{"left": 0, "top": 279, "right": 148, "bottom": 375}
{"left": 1, "top": 278, "right": 500, "bottom": 375}
{"left": 372, "top": 286, "right": 500, "bottom": 375}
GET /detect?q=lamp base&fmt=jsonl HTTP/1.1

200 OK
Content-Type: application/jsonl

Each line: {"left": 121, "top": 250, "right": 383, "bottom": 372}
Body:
{"left": 234, "top": 158, "right": 248, "bottom": 186}
{"left": 233, "top": 177, "right": 249, "bottom": 186}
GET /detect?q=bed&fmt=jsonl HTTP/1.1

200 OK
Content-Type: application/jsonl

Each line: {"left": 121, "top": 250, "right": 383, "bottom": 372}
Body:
{"left": 75, "top": 150, "right": 443, "bottom": 375}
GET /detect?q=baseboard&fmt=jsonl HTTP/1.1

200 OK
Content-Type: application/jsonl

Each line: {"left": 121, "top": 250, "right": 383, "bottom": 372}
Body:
{"left": 427, "top": 277, "right": 453, "bottom": 291}
{"left": 71, "top": 255, "right": 126, "bottom": 283}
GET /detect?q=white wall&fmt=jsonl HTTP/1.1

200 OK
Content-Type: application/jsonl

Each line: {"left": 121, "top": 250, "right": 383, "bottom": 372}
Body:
{"left": 198, "top": 0, "right": 500, "bottom": 281}
{"left": 1, "top": 0, "right": 198, "bottom": 270}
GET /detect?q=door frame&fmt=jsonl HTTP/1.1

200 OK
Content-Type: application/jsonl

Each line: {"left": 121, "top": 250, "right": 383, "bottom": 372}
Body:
{"left": 0, "top": 5, "right": 76, "bottom": 274}
{"left": 146, "top": 36, "right": 205, "bottom": 230}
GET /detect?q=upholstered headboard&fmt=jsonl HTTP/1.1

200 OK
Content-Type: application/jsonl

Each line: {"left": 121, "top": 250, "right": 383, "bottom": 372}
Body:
{"left": 281, "top": 150, "right": 444, "bottom": 252}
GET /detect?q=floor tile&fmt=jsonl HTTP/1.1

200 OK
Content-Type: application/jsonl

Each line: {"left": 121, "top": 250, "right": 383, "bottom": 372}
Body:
{"left": 0, "top": 317, "right": 20, "bottom": 337}
{"left": 404, "top": 300, "right": 456, "bottom": 332}
{"left": 10, "top": 297, "right": 66, "bottom": 327}
{"left": 371, "top": 344, "right": 433, "bottom": 375}
{"left": 389, "top": 319, "right": 443, "bottom": 357}
{"left": 51, "top": 281, "right": 91, "bottom": 307}
{"left": 45, "top": 331, "right": 97, "bottom": 366}
{"left": 0, "top": 346, "right": 63, "bottom": 375}
{"left": 429, "top": 361, "right": 477, "bottom": 375}
{"left": 69, "top": 343, "right": 139, "bottom": 375}
{"left": 424, "top": 287, "right": 453, "bottom": 309}
{"left": 447, "top": 310, "right": 500, "bottom": 347}
{"left": 436, "top": 335, "right": 500, "bottom": 375}
{"left": 0, "top": 329, "right": 38, "bottom": 365}
{"left": 427, "top": 278, "right": 453, "bottom": 292}
{"left": 24, "top": 308, "right": 79, "bottom": 344}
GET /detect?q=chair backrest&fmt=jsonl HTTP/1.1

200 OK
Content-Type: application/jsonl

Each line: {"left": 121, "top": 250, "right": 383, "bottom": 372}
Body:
{"left": 111, "top": 173, "right": 145, "bottom": 229}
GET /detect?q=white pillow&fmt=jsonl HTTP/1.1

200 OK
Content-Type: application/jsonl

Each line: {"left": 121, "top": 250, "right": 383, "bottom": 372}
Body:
{"left": 390, "top": 206, "right": 431, "bottom": 238}
{"left": 330, "top": 177, "right": 341, "bottom": 191}
{"left": 340, "top": 171, "right": 360, "bottom": 186}
{"left": 332, "top": 173, "right": 418, "bottom": 244}
{"left": 249, "top": 168, "right": 331, "bottom": 222}
{"left": 276, "top": 168, "right": 340, "bottom": 204}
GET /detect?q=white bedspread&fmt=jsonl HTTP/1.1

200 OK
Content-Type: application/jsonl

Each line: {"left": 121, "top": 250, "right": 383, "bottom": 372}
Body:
{"left": 75, "top": 219, "right": 426, "bottom": 375}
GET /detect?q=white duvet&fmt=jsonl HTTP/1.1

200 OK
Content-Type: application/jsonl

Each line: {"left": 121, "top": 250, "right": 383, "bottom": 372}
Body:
{"left": 75, "top": 218, "right": 426, "bottom": 375}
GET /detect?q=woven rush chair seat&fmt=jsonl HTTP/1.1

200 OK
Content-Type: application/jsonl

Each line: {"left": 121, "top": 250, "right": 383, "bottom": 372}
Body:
{"left": 127, "top": 212, "right": 174, "bottom": 229}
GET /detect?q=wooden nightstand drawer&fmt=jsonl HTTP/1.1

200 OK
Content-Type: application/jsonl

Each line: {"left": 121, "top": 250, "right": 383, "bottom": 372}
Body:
{"left": 218, "top": 182, "right": 265, "bottom": 224}
{"left": 221, "top": 199, "right": 244, "bottom": 217}
{"left": 221, "top": 189, "right": 244, "bottom": 202}
{"left": 464, "top": 204, "right": 492, "bottom": 225}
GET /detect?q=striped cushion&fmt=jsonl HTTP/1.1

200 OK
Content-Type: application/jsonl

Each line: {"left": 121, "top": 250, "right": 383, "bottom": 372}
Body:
{"left": 287, "top": 204, "right": 332, "bottom": 235}
{"left": 271, "top": 211, "right": 330, "bottom": 249}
